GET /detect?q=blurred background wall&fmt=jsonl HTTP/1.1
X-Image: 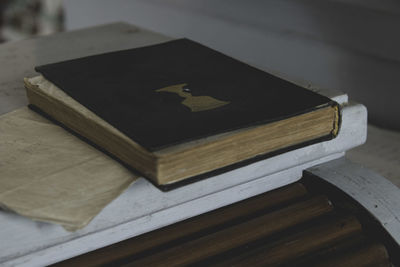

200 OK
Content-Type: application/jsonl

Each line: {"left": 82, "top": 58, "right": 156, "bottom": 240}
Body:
{"left": 0, "top": 0, "right": 63, "bottom": 41}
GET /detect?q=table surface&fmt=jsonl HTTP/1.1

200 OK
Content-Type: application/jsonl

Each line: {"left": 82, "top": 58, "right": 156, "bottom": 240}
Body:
{"left": 0, "top": 22, "right": 396, "bottom": 267}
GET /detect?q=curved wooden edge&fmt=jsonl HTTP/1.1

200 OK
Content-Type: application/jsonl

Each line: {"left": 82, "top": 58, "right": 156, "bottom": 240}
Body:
{"left": 305, "top": 157, "right": 400, "bottom": 246}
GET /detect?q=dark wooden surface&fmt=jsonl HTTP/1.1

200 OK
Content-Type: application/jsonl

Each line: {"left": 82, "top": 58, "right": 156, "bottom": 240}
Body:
{"left": 54, "top": 180, "right": 396, "bottom": 266}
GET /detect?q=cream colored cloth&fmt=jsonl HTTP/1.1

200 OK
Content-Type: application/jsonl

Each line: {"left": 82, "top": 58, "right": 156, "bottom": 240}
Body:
{"left": 0, "top": 107, "right": 138, "bottom": 231}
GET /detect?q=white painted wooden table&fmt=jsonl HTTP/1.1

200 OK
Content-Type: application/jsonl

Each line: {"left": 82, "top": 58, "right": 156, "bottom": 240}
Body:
{"left": 1, "top": 23, "right": 398, "bottom": 266}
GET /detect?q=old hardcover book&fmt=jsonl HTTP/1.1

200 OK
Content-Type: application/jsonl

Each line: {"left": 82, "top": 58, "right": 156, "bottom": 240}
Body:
{"left": 24, "top": 39, "right": 340, "bottom": 187}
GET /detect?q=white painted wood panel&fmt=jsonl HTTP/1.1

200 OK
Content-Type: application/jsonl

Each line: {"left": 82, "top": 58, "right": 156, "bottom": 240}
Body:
{"left": 0, "top": 102, "right": 366, "bottom": 266}
{"left": 307, "top": 158, "right": 400, "bottom": 245}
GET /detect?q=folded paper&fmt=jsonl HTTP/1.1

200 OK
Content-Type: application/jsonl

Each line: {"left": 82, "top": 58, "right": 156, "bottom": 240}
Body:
{"left": 0, "top": 107, "right": 137, "bottom": 231}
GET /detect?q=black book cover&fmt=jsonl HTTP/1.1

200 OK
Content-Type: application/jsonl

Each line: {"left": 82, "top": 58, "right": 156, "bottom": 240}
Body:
{"left": 35, "top": 39, "right": 336, "bottom": 152}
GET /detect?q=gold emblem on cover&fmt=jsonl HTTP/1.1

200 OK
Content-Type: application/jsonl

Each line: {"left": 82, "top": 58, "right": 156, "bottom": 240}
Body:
{"left": 156, "top": 83, "right": 230, "bottom": 112}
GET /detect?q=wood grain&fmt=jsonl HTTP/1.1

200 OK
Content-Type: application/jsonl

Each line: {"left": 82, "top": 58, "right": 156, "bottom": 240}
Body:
{"left": 123, "top": 195, "right": 333, "bottom": 266}
{"left": 316, "top": 242, "right": 390, "bottom": 267}
{"left": 284, "top": 234, "right": 370, "bottom": 266}
{"left": 54, "top": 183, "right": 307, "bottom": 266}
{"left": 53, "top": 177, "right": 396, "bottom": 267}
{"left": 213, "top": 215, "right": 362, "bottom": 266}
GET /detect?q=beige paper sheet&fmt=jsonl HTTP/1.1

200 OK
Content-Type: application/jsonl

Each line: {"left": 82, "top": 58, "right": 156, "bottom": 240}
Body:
{"left": 0, "top": 107, "right": 138, "bottom": 231}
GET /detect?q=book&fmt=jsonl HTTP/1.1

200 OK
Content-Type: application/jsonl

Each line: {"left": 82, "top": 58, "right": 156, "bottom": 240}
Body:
{"left": 24, "top": 39, "right": 340, "bottom": 187}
